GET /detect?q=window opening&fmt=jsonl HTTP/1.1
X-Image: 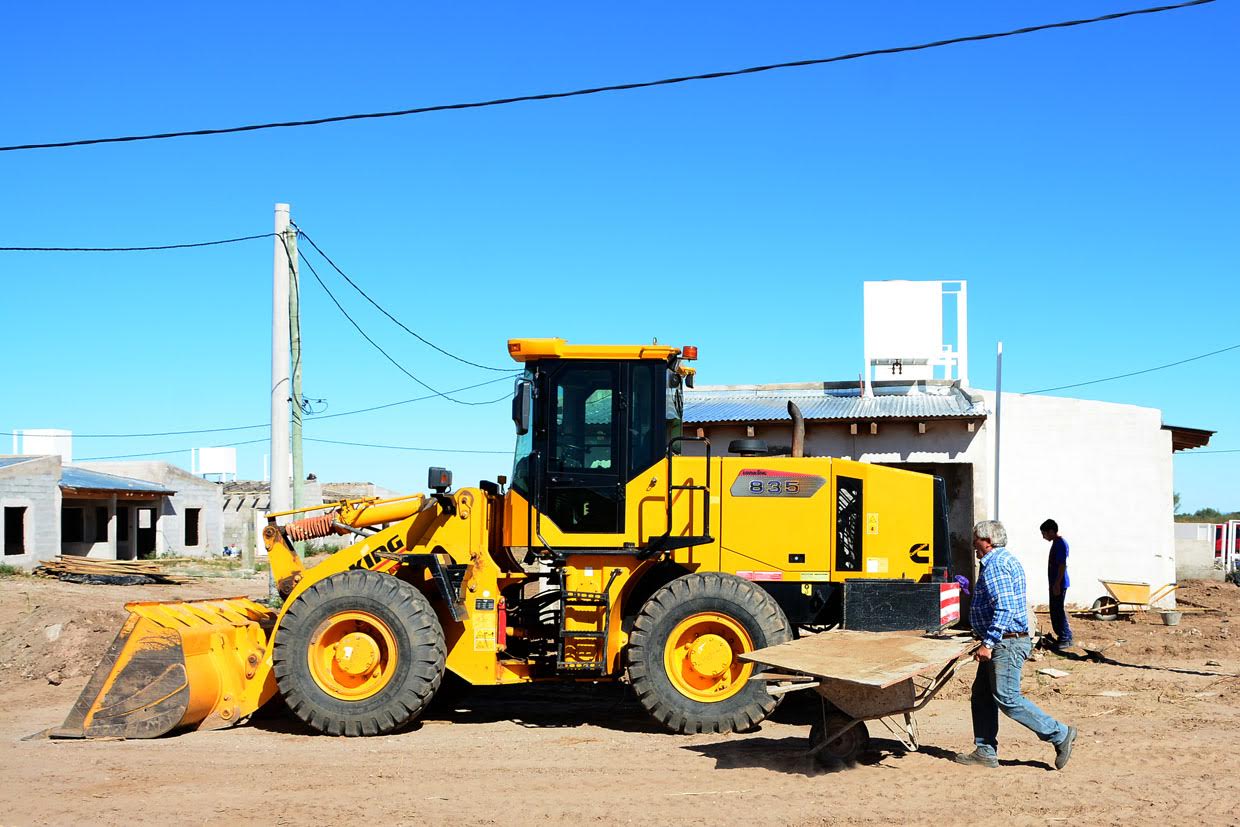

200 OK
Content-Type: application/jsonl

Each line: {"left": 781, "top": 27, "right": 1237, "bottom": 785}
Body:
{"left": 4, "top": 507, "right": 25, "bottom": 555}
{"left": 62, "top": 507, "right": 84, "bottom": 544}
{"left": 185, "top": 508, "right": 201, "bottom": 547}
{"left": 94, "top": 506, "right": 108, "bottom": 542}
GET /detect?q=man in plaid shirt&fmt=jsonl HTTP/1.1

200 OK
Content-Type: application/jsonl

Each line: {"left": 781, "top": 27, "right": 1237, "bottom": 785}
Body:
{"left": 956, "top": 520, "right": 1077, "bottom": 770}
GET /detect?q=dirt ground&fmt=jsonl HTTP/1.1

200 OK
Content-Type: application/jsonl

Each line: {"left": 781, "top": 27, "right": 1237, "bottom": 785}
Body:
{"left": 1, "top": 574, "right": 1238, "bottom": 826}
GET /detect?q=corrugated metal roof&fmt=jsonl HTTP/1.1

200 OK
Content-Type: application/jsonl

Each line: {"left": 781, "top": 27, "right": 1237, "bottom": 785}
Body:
{"left": 684, "top": 385, "right": 987, "bottom": 424}
{"left": 0, "top": 457, "right": 35, "bottom": 470}
{"left": 59, "top": 466, "right": 174, "bottom": 495}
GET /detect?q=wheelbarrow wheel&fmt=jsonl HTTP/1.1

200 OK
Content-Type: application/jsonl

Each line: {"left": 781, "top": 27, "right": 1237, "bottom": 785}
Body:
{"left": 1091, "top": 596, "right": 1120, "bottom": 621}
{"left": 809, "top": 712, "right": 870, "bottom": 765}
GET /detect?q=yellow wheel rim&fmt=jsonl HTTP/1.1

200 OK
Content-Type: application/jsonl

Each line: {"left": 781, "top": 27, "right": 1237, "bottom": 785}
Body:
{"left": 663, "top": 612, "right": 754, "bottom": 703}
{"left": 308, "top": 610, "right": 398, "bottom": 701}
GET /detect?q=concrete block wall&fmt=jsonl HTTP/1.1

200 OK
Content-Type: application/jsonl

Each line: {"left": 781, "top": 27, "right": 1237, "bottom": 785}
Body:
{"left": 79, "top": 461, "right": 224, "bottom": 557}
{"left": 0, "top": 455, "right": 63, "bottom": 569}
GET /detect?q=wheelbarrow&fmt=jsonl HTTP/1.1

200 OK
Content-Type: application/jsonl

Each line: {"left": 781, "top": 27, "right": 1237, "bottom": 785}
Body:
{"left": 1083, "top": 580, "right": 1177, "bottom": 621}
{"left": 743, "top": 630, "right": 980, "bottom": 765}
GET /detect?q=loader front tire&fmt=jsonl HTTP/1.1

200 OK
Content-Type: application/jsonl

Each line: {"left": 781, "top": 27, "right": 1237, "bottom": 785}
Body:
{"left": 627, "top": 572, "right": 791, "bottom": 734}
{"left": 274, "top": 570, "right": 445, "bottom": 736}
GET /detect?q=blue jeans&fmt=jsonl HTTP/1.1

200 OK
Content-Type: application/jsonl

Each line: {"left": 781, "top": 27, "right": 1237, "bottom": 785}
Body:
{"left": 971, "top": 636, "right": 1069, "bottom": 759}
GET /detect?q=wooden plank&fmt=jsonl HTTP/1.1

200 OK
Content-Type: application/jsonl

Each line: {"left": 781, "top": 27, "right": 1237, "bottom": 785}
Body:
{"left": 36, "top": 555, "right": 194, "bottom": 584}
{"left": 741, "top": 630, "right": 978, "bottom": 689}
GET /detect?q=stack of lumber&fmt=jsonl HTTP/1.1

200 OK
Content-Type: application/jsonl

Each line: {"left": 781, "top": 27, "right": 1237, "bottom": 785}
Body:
{"left": 35, "top": 555, "right": 194, "bottom": 585}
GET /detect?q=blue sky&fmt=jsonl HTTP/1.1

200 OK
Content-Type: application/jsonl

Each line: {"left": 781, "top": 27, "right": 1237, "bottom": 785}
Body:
{"left": 1, "top": 2, "right": 1235, "bottom": 511}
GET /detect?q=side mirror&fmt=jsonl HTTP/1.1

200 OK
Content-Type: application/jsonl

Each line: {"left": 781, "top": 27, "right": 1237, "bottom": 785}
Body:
{"left": 512, "top": 379, "right": 532, "bottom": 435}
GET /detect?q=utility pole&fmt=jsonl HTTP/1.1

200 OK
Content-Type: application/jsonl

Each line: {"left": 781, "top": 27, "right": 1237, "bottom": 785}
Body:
{"left": 993, "top": 341, "right": 1003, "bottom": 521}
{"left": 271, "top": 204, "right": 292, "bottom": 519}
{"left": 288, "top": 227, "right": 306, "bottom": 555}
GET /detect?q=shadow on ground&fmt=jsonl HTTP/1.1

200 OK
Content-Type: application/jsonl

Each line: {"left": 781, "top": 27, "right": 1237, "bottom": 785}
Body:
{"left": 685, "top": 735, "right": 1054, "bottom": 775}
{"left": 248, "top": 681, "right": 666, "bottom": 736}
{"left": 1051, "top": 647, "right": 1235, "bottom": 678}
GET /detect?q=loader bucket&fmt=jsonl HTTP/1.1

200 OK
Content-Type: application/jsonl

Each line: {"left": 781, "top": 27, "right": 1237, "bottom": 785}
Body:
{"left": 49, "top": 597, "right": 277, "bottom": 739}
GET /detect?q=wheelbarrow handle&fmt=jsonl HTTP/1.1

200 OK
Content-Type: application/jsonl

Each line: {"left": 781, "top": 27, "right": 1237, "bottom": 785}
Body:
{"left": 1148, "top": 582, "right": 1178, "bottom": 604}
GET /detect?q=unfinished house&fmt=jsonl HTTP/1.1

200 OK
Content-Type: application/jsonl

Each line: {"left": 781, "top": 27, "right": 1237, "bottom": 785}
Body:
{"left": 0, "top": 455, "right": 224, "bottom": 567}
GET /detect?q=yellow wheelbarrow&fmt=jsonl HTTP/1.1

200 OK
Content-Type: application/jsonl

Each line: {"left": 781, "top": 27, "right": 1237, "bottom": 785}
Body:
{"left": 1085, "top": 580, "right": 1177, "bottom": 621}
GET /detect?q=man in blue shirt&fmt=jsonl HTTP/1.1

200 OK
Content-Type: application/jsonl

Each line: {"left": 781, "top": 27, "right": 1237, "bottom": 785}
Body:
{"left": 1040, "top": 518, "right": 1073, "bottom": 648}
{"left": 956, "top": 520, "right": 1077, "bottom": 770}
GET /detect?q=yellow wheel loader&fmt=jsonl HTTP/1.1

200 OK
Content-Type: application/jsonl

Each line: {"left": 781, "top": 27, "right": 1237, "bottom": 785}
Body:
{"left": 51, "top": 339, "right": 960, "bottom": 740}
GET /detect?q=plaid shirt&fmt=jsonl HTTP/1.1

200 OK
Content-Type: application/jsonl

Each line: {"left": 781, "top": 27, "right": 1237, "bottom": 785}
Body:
{"left": 970, "top": 546, "right": 1029, "bottom": 649}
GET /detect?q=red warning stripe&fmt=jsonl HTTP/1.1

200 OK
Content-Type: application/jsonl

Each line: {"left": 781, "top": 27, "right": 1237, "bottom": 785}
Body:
{"left": 940, "top": 582, "right": 961, "bottom": 624}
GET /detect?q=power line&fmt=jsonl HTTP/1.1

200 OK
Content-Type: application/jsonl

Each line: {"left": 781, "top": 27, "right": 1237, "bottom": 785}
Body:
{"left": 0, "top": 0, "right": 1214, "bottom": 154}
{"left": 279, "top": 232, "right": 310, "bottom": 428}
{"left": 298, "top": 249, "right": 512, "bottom": 405}
{"left": 0, "top": 233, "right": 275, "bottom": 251}
{"left": 296, "top": 227, "right": 516, "bottom": 372}
{"left": 6, "top": 377, "right": 516, "bottom": 439}
{"left": 73, "top": 429, "right": 514, "bottom": 460}
{"left": 1178, "top": 449, "right": 1240, "bottom": 455}
{"left": 77, "top": 438, "right": 269, "bottom": 461}
{"left": 1025, "top": 343, "right": 1240, "bottom": 395}
{"left": 306, "top": 437, "right": 510, "bottom": 454}
{"left": 310, "top": 376, "right": 515, "bottom": 421}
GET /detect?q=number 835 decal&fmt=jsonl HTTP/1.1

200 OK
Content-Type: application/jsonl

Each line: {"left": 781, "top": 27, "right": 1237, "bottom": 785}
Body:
{"left": 730, "top": 470, "right": 826, "bottom": 498}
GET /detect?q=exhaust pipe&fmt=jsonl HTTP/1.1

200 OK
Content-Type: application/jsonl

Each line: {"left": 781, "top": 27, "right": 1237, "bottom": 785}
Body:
{"left": 788, "top": 401, "right": 805, "bottom": 458}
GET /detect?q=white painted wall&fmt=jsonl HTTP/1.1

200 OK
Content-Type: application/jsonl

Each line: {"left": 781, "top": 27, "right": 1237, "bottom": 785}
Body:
{"left": 982, "top": 391, "right": 1176, "bottom": 609}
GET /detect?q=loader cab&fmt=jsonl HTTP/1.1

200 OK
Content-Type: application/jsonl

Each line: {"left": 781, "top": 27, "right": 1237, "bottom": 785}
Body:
{"left": 507, "top": 338, "right": 690, "bottom": 539}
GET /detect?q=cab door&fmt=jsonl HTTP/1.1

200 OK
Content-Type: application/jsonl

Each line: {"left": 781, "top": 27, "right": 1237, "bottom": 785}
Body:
{"left": 538, "top": 361, "right": 625, "bottom": 538}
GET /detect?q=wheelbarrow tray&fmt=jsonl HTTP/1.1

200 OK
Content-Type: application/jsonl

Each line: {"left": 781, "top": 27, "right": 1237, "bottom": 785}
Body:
{"left": 741, "top": 629, "right": 978, "bottom": 690}
{"left": 742, "top": 630, "right": 980, "bottom": 761}
{"left": 1100, "top": 579, "right": 1152, "bottom": 606}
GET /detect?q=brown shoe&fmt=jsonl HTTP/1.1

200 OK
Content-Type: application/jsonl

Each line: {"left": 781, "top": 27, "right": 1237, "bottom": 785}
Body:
{"left": 954, "top": 749, "right": 998, "bottom": 768}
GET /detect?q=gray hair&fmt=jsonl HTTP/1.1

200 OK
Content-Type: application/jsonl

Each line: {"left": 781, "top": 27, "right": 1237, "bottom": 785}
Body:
{"left": 974, "top": 520, "right": 1008, "bottom": 548}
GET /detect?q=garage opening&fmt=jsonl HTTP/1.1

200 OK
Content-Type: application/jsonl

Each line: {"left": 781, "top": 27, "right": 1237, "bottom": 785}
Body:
{"left": 881, "top": 462, "right": 975, "bottom": 618}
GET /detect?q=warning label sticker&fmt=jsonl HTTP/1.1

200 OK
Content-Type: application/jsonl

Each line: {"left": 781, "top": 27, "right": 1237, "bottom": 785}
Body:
{"left": 473, "top": 614, "right": 497, "bottom": 652}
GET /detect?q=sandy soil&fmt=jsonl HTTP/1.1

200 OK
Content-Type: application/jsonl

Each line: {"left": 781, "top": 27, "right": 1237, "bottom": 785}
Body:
{"left": 1, "top": 574, "right": 1238, "bottom": 826}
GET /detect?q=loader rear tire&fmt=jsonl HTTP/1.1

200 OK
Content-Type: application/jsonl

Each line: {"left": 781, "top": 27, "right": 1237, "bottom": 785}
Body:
{"left": 627, "top": 572, "right": 791, "bottom": 734}
{"left": 274, "top": 570, "right": 445, "bottom": 736}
